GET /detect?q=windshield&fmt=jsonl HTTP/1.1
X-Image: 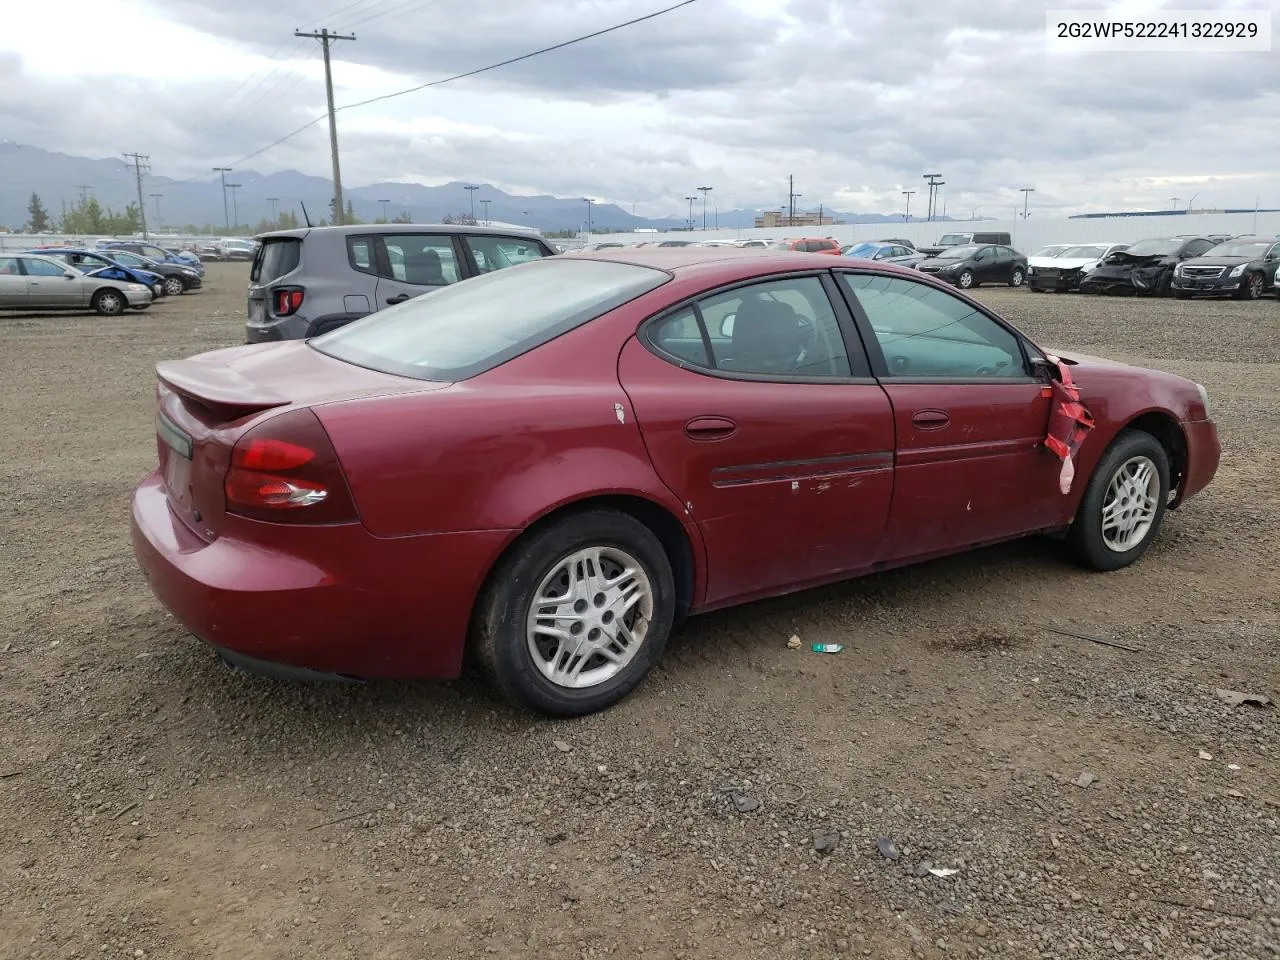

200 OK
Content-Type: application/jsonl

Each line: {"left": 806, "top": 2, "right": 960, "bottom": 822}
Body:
{"left": 1060, "top": 245, "right": 1108, "bottom": 259}
{"left": 1204, "top": 240, "right": 1270, "bottom": 258}
{"left": 1031, "top": 245, "right": 1069, "bottom": 257}
{"left": 1122, "top": 239, "right": 1177, "bottom": 257}
{"left": 312, "top": 258, "right": 668, "bottom": 381}
{"left": 936, "top": 234, "right": 971, "bottom": 246}
{"left": 936, "top": 245, "right": 982, "bottom": 260}
{"left": 843, "top": 242, "right": 880, "bottom": 258}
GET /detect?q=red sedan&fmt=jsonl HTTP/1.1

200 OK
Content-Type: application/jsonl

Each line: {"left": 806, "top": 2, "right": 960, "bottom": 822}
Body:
{"left": 130, "top": 249, "right": 1219, "bottom": 716}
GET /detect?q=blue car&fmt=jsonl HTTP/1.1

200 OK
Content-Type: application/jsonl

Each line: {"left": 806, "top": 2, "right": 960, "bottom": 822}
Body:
{"left": 26, "top": 248, "right": 168, "bottom": 301}
{"left": 99, "top": 241, "right": 206, "bottom": 278}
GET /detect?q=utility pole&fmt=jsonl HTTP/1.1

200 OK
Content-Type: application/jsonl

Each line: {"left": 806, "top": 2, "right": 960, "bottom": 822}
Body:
{"left": 697, "top": 185, "right": 712, "bottom": 230}
{"left": 296, "top": 27, "right": 357, "bottom": 226}
{"left": 902, "top": 189, "right": 915, "bottom": 222}
{"left": 378, "top": 199, "right": 390, "bottom": 222}
{"left": 923, "top": 174, "right": 943, "bottom": 221}
{"left": 149, "top": 193, "right": 164, "bottom": 228}
{"left": 584, "top": 198, "right": 595, "bottom": 235}
{"left": 267, "top": 197, "right": 280, "bottom": 223}
{"left": 212, "top": 167, "right": 232, "bottom": 230}
{"left": 1169, "top": 196, "right": 1180, "bottom": 211}
{"left": 684, "top": 196, "right": 697, "bottom": 230}
{"left": 788, "top": 175, "right": 802, "bottom": 227}
{"left": 123, "top": 152, "right": 150, "bottom": 238}
{"left": 1020, "top": 186, "right": 1035, "bottom": 219}
{"left": 480, "top": 198, "right": 490, "bottom": 224}
{"left": 226, "top": 183, "right": 242, "bottom": 230}
{"left": 464, "top": 184, "right": 479, "bottom": 221}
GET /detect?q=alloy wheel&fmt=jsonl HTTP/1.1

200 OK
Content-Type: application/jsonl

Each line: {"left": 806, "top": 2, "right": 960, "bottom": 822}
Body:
{"left": 1101, "top": 455, "right": 1160, "bottom": 552}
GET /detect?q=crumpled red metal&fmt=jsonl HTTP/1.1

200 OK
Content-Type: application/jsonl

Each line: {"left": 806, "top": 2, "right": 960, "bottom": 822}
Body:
{"left": 1043, "top": 356, "right": 1095, "bottom": 494}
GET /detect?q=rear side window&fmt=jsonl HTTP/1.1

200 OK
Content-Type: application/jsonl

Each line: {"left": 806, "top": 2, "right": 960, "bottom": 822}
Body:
{"left": 348, "top": 236, "right": 375, "bottom": 274}
{"left": 381, "top": 234, "right": 460, "bottom": 286}
{"left": 465, "top": 235, "right": 550, "bottom": 273}
{"left": 312, "top": 259, "right": 668, "bottom": 381}
{"left": 250, "top": 239, "right": 301, "bottom": 283}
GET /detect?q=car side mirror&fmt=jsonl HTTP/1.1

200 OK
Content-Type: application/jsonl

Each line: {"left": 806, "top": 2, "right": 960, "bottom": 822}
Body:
{"left": 64, "top": 273, "right": 76, "bottom": 280}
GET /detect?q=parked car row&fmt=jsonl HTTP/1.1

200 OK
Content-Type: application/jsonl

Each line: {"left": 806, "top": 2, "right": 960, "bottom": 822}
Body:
{"left": 0, "top": 253, "right": 157, "bottom": 315}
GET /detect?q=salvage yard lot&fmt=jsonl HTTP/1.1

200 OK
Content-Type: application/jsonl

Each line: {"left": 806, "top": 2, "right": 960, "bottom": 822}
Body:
{"left": 1, "top": 262, "right": 1277, "bottom": 959}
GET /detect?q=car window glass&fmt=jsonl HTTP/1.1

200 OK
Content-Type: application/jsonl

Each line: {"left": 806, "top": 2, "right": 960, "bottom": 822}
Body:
{"left": 0, "top": 257, "right": 21, "bottom": 275}
{"left": 1184, "top": 239, "right": 1213, "bottom": 257}
{"left": 650, "top": 306, "right": 710, "bottom": 367}
{"left": 683, "top": 276, "right": 857, "bottom": 378}
{"left": 973, "top": 248, "right": 991, "bottom": 261}
{"left": 465, "top": 236, "right": 549, "bottom": 274}
{"left": 381, "top": 235, "right": 459, "bottom": 285}
{"left": 840, "top": 273, "right": 1026, "bottom": 379}
{"left": 23, "top": 257, "right": 68, "bottom": 277}
{"left": 346, "top": 237, "right": 374, "bottom": 274}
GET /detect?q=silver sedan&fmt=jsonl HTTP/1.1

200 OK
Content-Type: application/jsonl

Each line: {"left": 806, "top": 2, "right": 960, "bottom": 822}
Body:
{"left": 0, "top": 254, "right": 154, "bottom": 316}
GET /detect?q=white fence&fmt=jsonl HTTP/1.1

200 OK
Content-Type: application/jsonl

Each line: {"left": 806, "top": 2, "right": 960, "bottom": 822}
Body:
{"left": 591, "top": 211, "right": 1280, "bottom": 251}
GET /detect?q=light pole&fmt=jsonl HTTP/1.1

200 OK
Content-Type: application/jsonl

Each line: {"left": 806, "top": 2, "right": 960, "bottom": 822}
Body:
{"left": 212, "top": 167, "right": 232, "bottom": 231}
{"left": 1169, "top": 196, "right": 1181, "bottom": 211}
{"left": 712, "top": 200, "right": 718, "bottom": 230}
{"left": 971, "top": 206, "right": 981, "bottom": 220}
{"left": 149, "top": 193, "right": 164, "bottom": 228}
{"left": 480, "top": 198, "right": 491, "bottom": 224}
{"left": 902, "top": 189, "right": 915, "bottom": 222}
{"left": 226, "top": 183, "right": 241, "bottom": 230}
{"left": 583, "top": 198, "right": 594, "bottom": 235}
{"left": 464, "top": 184, "right": 479, "bottom": 222}
{"left": 1020, "top": 187, "right": 1035, "bottom": 219}
{"left": 685, "top": 196, "right": 697, "bottom": 230}
{"left": 697, "top": 185, "right": 712, "bottom": 230}
{"left": 266, "top": 197, "right": 280, "bottom": 224}
{"left": 378, "top": 199, "right": 390, "bottom": 222}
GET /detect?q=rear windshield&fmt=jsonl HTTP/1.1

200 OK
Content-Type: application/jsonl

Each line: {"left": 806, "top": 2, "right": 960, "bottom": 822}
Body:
{"left": 311, "top": 258, "right": 669, "bottom": 381}
{"left": 250, "top": 239, "right": 301, "bottom": 283}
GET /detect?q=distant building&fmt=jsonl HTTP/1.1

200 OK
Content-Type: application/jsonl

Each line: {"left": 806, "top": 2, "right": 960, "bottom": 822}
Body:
{"left": 754, "top": 210, "right": 844, "bottom": 228}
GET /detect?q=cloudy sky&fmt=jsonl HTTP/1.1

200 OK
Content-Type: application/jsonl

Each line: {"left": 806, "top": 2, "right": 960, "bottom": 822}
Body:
{"left": 2, "top": 0, "right": 1278, "bottom": 219}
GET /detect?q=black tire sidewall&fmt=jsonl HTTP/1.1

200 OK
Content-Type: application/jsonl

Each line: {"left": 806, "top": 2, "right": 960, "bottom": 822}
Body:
{"left": 1069, "top": 431, "right": 1170, "bottom": 571}
{"left": 476, "top": 510, "right": 676, "bottom": 716}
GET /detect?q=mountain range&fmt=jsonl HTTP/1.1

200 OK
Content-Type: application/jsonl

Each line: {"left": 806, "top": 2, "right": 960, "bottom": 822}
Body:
{"left": 0, "top": 141, "right": 941, "bottom": 234}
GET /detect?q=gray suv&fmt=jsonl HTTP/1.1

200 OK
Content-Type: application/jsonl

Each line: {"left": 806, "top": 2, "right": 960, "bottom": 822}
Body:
{"left": 245, "top": 224, "right": 555, "bottom": 343}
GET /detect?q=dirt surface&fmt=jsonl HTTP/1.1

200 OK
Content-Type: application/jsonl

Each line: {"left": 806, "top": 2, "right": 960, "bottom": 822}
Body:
{"left": 1, "top": 263, "right": 1277, "bottom": 960}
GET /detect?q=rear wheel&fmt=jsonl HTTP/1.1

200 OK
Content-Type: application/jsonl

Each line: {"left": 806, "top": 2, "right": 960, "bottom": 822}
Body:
{"left": 472, "top": 509, "right": 675, "bottom": 716}
{"left": 91, "top": 289, "right": 126, "bottom": 317}
{"left": 1067, "top": 430, "right": 1170, "bottom": 572}
{"left": 163, "top": 276, "right": 185, "bottom": 296}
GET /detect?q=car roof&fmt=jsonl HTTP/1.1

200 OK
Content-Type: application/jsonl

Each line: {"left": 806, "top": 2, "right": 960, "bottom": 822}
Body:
{"left": 562, "top": 247, "right": 928, "bottom": 283}
{"left": 254, "top": 223, "right": 546, "bottom": 242}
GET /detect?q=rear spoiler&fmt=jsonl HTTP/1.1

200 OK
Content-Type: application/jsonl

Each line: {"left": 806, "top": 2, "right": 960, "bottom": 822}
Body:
{"left": 157, "top": 359, "right": 290, "bottom": 418}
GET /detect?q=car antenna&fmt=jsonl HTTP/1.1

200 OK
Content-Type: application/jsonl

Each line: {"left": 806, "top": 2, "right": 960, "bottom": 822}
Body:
{"left": 299, "top": 201, "right": 313, "bottom": 228}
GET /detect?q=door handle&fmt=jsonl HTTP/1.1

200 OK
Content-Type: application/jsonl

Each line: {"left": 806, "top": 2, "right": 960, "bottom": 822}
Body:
{"left": 911, "top": 409, "right": 951, "bottom": 429}
{"left": 684, "top": 416, "right": 737, "bottom": 440}
{"left": 385, "top": 294, "right": 412, "bottom": 305}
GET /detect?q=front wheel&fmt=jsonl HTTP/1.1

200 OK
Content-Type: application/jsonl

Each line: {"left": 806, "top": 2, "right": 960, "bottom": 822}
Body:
{"left": 91, "top": 289, "right": 126, "bottom": 317}
{"left": 956, "top": 269, "right": 975, "bottom": 289}
{"left": 472, "top": 509, "right": 676, "bottom": 716}
{"left": 1067, "top": 430, "right": 1170, "bottom": 572}
{"left": 1009, "top": 267, "right": 1025, "bottom": 287}
{"left": 163, "top": 276, "right": 185, "bottom": 296}
{"left": 1238, "top": 272, "right": 1264, "bottom": 300}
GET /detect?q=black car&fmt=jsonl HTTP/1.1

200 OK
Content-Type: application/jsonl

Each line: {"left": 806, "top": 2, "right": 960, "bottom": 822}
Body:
{"left": 1171, "top": 236, "right": 1280, "bottom": 300}
{"left": 1080, "top": 237, "right": 1215, "bottom": 296}
{"left": 915, "top": 243, "right": 1028, "bottom": 289}
{"left": 102, "top": 250, "right": 203, "bottom": 295}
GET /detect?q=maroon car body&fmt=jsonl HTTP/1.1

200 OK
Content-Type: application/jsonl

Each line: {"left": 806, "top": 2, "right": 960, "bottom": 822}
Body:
{"left": 131, "top": 249, "right": 1219, "bottom": 712}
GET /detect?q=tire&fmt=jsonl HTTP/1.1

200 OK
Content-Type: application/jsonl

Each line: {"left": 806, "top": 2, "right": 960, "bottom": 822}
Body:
{"left": 957, "top": 269, "right": 975, "bottom": 289}
{"left": 472, "top": 509, "right": 676, "bottom": 716}
{"left": 1009, "top": 267, "right": 1025, "bottom": 287}
{"left": 1067, "top": 430, "right": 1171, "bottom": 572}
{"left": 91, "top": 289, "right": 126, "bottom": 317}
{"left": 1238, "top": 272, "right": 1264, "bottom": 300}
{"left": 163, "top": 276, "right": 185, "bottom": 297}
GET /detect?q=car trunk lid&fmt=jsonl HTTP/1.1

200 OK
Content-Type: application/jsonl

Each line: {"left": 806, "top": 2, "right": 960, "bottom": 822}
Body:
{"left": 154, "top": 342, "right": 450, "bottom": 540}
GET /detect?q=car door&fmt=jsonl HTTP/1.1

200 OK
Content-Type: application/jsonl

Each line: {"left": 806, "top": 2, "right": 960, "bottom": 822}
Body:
{"left": 0, "top": 256, "right": 27, "bottom": 307}
{"left": 836, "top": 271, "right": 1062, "bottom": 562}
{"left": 618, "top": 272, "right": 895, "bottom": 606}
{"left": 372, "top": 233, "right": 464, "bottom": 308}
{"left": 20, "top": 256, "right": 86, "bottom": 308}
{"left": 967, "top": 246, "right": 995, "bottom": 282}
{"left": 989, "top": 246, "right": 1013, "bottom": 282}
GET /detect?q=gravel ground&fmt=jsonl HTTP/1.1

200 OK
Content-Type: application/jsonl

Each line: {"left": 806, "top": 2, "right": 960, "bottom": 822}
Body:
{"left": 1, "top": 264, "right": 1277, "bottom": 960}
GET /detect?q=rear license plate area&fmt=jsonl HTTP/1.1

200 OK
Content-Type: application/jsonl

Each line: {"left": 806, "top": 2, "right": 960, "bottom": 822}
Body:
{"left": 158, "top": 412, "right": 195, "bottom": 509}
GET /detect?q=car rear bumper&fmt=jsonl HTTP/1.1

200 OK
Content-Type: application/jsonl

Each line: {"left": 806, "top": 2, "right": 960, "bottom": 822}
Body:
{"left": 129, "top": 471, "right": 513, "bottom": 680}
{"left": 1174, "top": 419, "right": 1220, "bottom": 507}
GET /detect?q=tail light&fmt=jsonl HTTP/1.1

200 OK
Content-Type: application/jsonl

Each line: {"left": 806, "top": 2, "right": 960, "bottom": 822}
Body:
{"left": 273, "top": 286, "right": 305, "bottom": 316}
{"left": 224, "top": 408, "right": 357, "bottom": 524}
